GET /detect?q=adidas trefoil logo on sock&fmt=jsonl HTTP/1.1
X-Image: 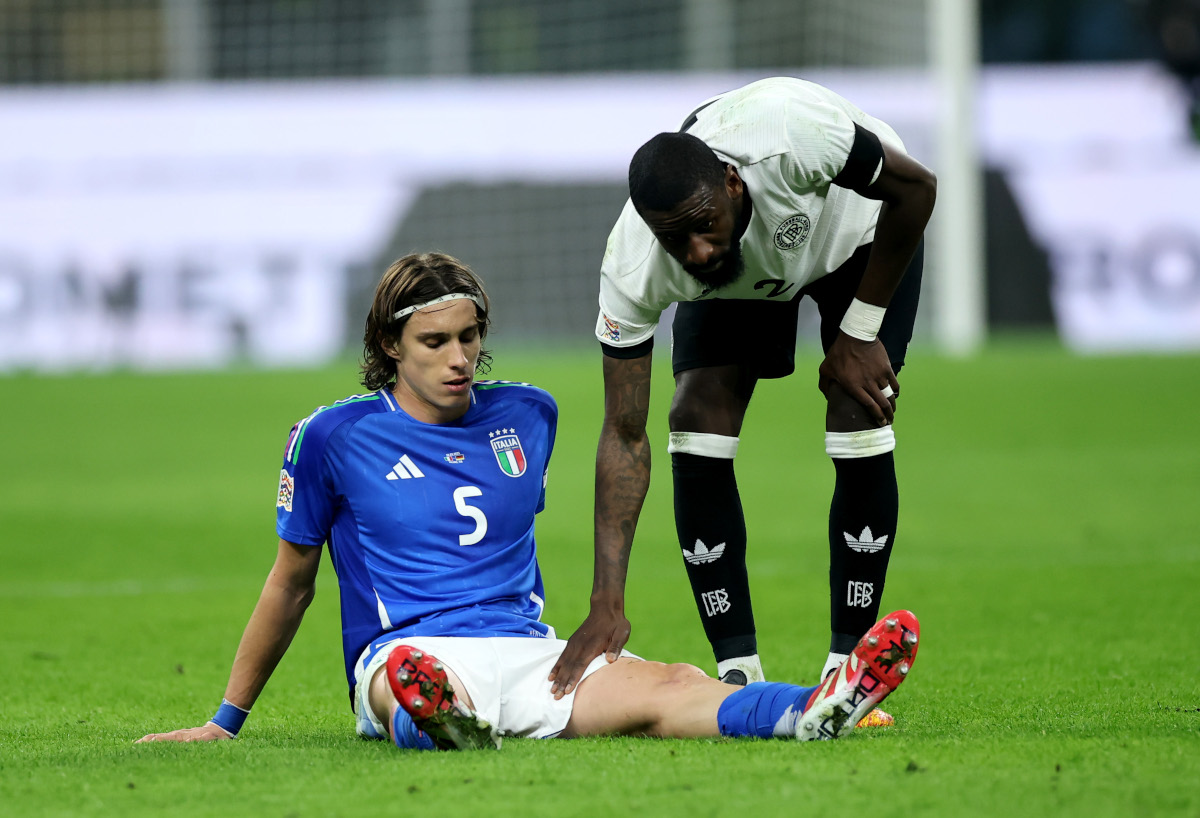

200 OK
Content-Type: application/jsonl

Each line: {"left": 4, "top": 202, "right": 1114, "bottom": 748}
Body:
{"left": 683, "top": 539, "right": 725, "bottom": 564}
{"left": 844, "top": 526, "right": 888, "bottom": 553}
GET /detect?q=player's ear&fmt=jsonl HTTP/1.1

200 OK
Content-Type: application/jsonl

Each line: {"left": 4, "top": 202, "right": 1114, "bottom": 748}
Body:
{"left": 381, "top": 334, "right": 403, "bottom": 362}
{"left": 725, "top": 165, "right": 743, "bottom": 200}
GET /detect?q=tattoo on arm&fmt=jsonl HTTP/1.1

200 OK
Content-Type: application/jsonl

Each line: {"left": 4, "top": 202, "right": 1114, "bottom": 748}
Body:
{"left": 594, "top": 354, "right": 654, "bottom": 587}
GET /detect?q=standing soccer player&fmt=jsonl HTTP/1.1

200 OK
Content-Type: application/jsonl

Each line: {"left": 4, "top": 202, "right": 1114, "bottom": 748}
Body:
{"left": 137, "top": 252, "right": 921, "bottom": 750}
{"left": 550, "top": 77, "right": 935, "bottom": 706}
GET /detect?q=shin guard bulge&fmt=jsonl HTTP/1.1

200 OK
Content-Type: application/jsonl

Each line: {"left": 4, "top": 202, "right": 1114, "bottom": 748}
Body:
{"left": 825, "top": 427, "right": 898, "bottom": 653}
{"left": 669, "top": 432, "right": 756, "bottom": 661}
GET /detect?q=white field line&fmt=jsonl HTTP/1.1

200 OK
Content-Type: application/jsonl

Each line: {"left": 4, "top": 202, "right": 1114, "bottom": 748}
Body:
{"left": 0, "top": 577, "right": 261, "bottom": 599}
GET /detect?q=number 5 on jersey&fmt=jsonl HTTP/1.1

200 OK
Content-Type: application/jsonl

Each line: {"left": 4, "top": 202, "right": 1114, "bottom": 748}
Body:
{"left": 454, "top": 486, "right": 487, "bottom": 546}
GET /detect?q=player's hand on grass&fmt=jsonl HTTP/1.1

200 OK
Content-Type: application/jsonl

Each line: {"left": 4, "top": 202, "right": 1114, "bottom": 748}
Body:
{"left": 549, "top": 605, "right": 631, "bottom": 699}
{"left": 819, "top": 333, "right": 898, "bottom": 426}
{"left": 135, "top": 723, "right": 234, "bottom": 743}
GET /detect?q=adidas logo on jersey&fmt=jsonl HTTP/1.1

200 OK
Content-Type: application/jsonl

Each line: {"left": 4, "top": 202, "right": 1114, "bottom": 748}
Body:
{"left": 683, "top": 539, "right": 725, "bottom": 565}
{"left": 386, "top": 455, "right": 425, "bottom": 480}
{"left": 844, "top": 526, "right": 888, "bottom": 553}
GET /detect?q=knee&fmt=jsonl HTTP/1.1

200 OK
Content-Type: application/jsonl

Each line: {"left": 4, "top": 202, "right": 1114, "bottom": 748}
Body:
{"left": 669, "top": 372, "right": 748, "bottom": 435}
{"left": 650, "top": 662, "right": 711, "bottom": 691}
{"left": 668, "top": 388, "right": 714, "bottom": 433}
{"left": 669, "top": 662, "right": 710, "bottom": 682}
{"left": 824, "top": 382, "right": 897, "bottom": 458}
{"left": 824, "top": 380, "right": 889, "bottom": 432}
{"left": 638, "top": 663, "right": 721, "bottom": 724}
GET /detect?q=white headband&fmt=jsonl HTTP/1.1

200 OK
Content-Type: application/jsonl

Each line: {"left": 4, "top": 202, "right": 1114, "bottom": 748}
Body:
{"left": 391, "top": 292, "right": 484, "bottom": 321}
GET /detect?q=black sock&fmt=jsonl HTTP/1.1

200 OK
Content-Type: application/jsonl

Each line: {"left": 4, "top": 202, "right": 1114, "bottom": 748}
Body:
{"left": 828, "top": 451, "right": 898, "bottom": 651}
{"left": 672, "top": 451, "right": 756, "bottom": 661}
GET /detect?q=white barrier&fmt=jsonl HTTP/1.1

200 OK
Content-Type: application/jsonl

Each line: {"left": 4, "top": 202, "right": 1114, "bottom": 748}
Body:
{"left": 1, "top": 65, "right": 1196, "bottom": 370}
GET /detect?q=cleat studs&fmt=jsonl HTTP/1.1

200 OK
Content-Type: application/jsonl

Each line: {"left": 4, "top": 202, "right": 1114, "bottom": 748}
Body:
{"left": 411, "top": 651, "right": 424, "bottom": 661}
{"left": 805, "top": 721, "right": 815, "bottom": 731}
{"left": 884, "top": 618, "right": 898, "bottom": 631}
{"left": 433, "top": 662, "right": 444, "bottom": 672}
{"left": 411, "top": 696, "right": 425, "bottom": 709}
{"left": 904, "top": 632, "right": 918, "bottom": 646}
{"left": 398, "top": 671, "right": 411, "bottom": 684}
{"left": 866, "top": 636, "right": 879, "bottom": 647}
{"left": 898, "top": 662, "right": 910, "bottom": 676}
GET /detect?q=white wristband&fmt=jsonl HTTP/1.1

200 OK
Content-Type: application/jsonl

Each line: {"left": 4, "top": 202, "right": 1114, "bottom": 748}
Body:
{"left": 839, "top": 298, "right": 886, "bottom": 342}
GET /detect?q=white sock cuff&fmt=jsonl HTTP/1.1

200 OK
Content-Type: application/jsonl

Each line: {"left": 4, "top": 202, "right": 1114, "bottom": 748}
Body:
{"left": 822, "top": 652, "right": 849, "bottom": 681}
{"left": 717, "top": 655, "right": 765, "bottom": 684}
{"left": 668, "top": 431, "right": 739, "bottom": 459}
{"left": 825, "top": 427, "right": 896, "bottom": 459}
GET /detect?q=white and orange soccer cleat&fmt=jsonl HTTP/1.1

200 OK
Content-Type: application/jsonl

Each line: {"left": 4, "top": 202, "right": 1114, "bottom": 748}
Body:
{"left": 386, "top": 644, "right": 500, "bottom": 750}
{"left": 796, "top": 610, "right": 919, "bottom": 741}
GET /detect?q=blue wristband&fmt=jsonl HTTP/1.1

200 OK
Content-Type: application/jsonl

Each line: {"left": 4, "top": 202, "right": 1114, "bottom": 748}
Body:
{"left": 210, "top": 699, "right": 250, "bottom": 737}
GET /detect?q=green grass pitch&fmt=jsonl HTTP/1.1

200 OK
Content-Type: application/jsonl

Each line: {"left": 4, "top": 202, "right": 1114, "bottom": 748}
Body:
{"left": 2, "top": 339, "right": 1198, "bottom": 817}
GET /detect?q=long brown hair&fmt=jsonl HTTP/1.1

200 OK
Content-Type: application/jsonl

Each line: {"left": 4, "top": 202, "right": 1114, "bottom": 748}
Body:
{"left": 360, "top": 253, "right": 492, "bottom": 391}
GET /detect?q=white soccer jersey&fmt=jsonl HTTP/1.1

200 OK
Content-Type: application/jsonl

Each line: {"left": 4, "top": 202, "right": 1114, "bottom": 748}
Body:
{"left": 596, "top": 77, "right": 907, "bottom": 350}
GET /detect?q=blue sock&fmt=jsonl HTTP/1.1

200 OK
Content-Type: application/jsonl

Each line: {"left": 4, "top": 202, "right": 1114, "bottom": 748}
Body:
{"left": 717, "top": 682, "right": 819, "bottom": 738}
{"left": 391, "top": 707, "right": 436, "bottom": 751}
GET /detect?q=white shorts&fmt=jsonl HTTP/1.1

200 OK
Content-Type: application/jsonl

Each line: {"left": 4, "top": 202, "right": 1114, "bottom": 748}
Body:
{"left": 352, "top": 636, "right": 638, "bottom": 740}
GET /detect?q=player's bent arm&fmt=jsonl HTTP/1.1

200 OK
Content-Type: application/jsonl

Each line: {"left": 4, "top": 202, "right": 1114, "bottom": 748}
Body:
{"left": 848, "top": 142, "right": 937, "bottom": 309}
{"left": 222, "top": 539, "right": 322, "bottom": 709}
{"left": 549, "top": 352, "right": 651, "bottom": 696}
{"left": 135, "top": 539, "right": 321, "bottom": 743}
{"left": 818, "top": 144, "right": 936, "bottom": 425}
{"left": 592, "top": 351, "right": 654, "bottom": 603}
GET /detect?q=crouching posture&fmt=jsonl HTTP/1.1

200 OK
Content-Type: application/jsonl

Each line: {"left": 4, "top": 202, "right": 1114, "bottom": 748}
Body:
{"left": 136, "top": 252, "right": 919, "bottom": 751}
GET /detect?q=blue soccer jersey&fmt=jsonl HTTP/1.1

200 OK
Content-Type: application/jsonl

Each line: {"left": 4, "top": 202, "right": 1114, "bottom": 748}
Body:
{"left": 275, "top": 380, "right": 558, "bottom": 695}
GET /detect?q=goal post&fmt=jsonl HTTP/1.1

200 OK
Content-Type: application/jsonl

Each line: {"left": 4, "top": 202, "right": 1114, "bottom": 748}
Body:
{"left": 930, "top": 0, "right": 986, "bottom": 355}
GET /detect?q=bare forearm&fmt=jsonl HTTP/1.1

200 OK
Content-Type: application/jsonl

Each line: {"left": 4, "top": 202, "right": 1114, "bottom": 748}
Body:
{"left": 855, "top": 146, "right": 937, "bottom": 308}
{"left": 223, "top": 570, "right": 315, "bottom": 708}
{"left": 592, "top": 352, "right": 654, "bottom": 604}
{"left": 857, "top": 197, "right": 934, "bottom": 307}
{"left": 136, "top": 541, "right": 319, "bottom": 743}
{"left": 592, "top": 423, "right": 651, "bottom": 600}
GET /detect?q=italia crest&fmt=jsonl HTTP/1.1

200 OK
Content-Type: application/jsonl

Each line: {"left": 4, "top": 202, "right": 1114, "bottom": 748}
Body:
{"left": 490, "top": 428, "right": 527, "bottom": 477}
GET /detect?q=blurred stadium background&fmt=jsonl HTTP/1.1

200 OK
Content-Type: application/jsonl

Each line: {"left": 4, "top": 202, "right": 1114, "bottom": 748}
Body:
{"left": 2, "top": 0, "right": 1199, "bottom": 370}
{"left": 4, "top": 9, "right": 1200, "bottom": 813}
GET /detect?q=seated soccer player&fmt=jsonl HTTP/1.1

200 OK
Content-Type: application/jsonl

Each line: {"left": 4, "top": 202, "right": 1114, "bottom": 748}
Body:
{"left": 136, "top": 252, "right": 920, "bottom": 751}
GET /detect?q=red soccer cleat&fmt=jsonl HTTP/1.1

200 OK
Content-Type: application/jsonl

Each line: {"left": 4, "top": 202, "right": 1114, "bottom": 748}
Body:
{"left": 796, "top": 610, "right": 919, "bottom": 740}
{"left": 385, "top": 644, "right": 500, "bottom": 750}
